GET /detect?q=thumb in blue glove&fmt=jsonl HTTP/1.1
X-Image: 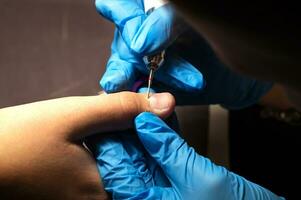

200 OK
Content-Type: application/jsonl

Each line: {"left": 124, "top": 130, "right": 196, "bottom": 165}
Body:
{"left": 133, "top": 112, "right": 285, "bottom": 200}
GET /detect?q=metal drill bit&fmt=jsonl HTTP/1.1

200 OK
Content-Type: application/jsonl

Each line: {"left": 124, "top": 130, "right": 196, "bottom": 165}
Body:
{"left": 147, "top": 67, "right": 155, "bottom": 98}
{"left": 144, "top": 53, "right": 164, "bottom": 99}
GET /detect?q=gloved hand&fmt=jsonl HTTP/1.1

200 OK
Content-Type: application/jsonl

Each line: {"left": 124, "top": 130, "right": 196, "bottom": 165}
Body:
{"left": 96, "top": 0, "right": 273, "bottom": 109}
{"left": 96, "top": 112, "right": 285, "bottom": 200}
{"left": 96, "top": 0, "right": 203, "bottom": 94}
{"left": 88, "top": 88, "right": 179, "bottom": 199}
{"left": 87, "top": 130, "right": 171, "bottom": 199}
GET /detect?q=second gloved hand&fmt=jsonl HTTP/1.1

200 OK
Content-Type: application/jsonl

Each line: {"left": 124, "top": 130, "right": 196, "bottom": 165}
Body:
{"left": 96, "top": 0, "right": 273, "bottom": 109}
{"left": 97, "top": 112, "right": 285, "bottom": 200}
{"left": 134, "top": 112, "right": 284, "bottom": 199}
{"left": 96, "top": 0, "right": 204, "bottom": 96}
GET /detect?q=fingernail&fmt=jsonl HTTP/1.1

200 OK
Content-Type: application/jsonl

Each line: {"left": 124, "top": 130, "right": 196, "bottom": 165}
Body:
{"left": 149, "top": 93, "right": 175, "bottom": 116}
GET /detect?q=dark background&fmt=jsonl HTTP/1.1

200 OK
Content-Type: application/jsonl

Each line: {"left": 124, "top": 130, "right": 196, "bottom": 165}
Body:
{"left": 230, "top": 106, "right": 300, "bottom": 199}
{"left": 0, "top": 0, "right": 112, "bottom": 107}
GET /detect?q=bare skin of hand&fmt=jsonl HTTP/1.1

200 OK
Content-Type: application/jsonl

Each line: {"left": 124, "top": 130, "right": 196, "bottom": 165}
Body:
{"left": 0, "top": 92, "right": 175, "bottom": 200}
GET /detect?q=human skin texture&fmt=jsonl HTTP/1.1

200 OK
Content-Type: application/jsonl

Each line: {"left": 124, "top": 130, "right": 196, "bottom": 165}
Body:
{"left": 0, "top": 92, "right": 175, "bottom": 200}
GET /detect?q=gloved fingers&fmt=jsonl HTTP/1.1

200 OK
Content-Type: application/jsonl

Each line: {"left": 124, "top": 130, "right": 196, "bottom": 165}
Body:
{"left": 121, "top": 134, "right": 170, "bottom": 187}
{"left": 135, "top": 112, "right": 238, "bottom": 192}
{"left": 101, "top": 50, "right": 205, "bottom": 95}
{"left": 96, "top": 1, "right": 183, "bottom": 56}
{"left": 134, "top": 114, "right": 286, "bottom": 200}
{"left": 135, "top": 87, "right": 174, "bottom": 187}
{"left": 95, "top": 0, "right": 144, "bottom": 24}
{"left": 100, "top": 29, "right": 141, "bottom": 93}
{"left": 95, "top": 0, "right": 145, "bottom": 47}
{"left": 130, "top": 187, "right": 176, "bottom": 200}
{"left": 127, "top": 42, "right": 205, "bottom": 93}
{"left": 101, "top": 54, "right": 205, "bottom": 101}
{"left": 86, "top": 132, "right": 170, "bottom": 196}
{"left": 104, "top": 27, "right": 205, "bottom": 94}
{"left": 91, "top": 132, "right": 149, "bottom": 199}
{"left": 100, "top": 53, "right": 139, "bottom": 93}
{"left": 154, "top": 54, "right": 205, "bottom": 93}
{"left": 130, "top": 4, "right": 185, "bottom": 55}
{"left": 120, "top": 51, "right": 205, "bottom": 94}
{"left": 135, "top": 112, "right": 195, "bottom": 184}
{"left": 144, "top": 154, "right": 171, "bottom": 187}
{"left": 111, "top": 29, "right": 141, "bottom": 65}
{"left": 120, "top": 133, "right": 155, "bottom": 187}
{"left": 134, "top": 112, "right": 230, "bottom": 190}
{"left": 120, "top": 132, "right": 171, "bottom": 188}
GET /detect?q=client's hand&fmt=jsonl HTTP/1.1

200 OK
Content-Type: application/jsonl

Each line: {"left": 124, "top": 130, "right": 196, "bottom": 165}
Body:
{"left": 0, "top": 92, "right": 175, "bottom": 200}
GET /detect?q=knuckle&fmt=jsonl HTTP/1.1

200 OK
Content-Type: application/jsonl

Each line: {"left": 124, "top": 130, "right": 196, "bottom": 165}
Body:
{"left": 117, "top": 92, "right": 149, "bottom": 117}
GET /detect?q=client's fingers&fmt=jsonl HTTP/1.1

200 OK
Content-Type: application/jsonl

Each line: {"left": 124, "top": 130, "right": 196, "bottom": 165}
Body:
{"left": 0, "top": 92, "right": 175, "bottom": 142}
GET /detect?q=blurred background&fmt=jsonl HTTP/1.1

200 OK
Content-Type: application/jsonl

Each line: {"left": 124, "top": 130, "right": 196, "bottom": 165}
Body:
{"left": 0, "top": 0, "right": 299, "bottom": 199}
{"left": 0, "top": 0, "right": 111, "bottom": 105}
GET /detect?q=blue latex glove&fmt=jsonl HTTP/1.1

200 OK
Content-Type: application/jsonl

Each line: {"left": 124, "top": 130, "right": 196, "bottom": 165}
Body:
{"left": 97, "top": 1, "right": 203, "bottom": 94}
{"left": 96, "top": 112, "right": 285, "bottom": 199}
{"left": 87, "top": 88, "right": 179, "bottom": 199}
{"left": 88, "top": 113, "right": 180, "bottom": 199}
{"left": 96, "top": 0, "right": 272, "bottom": 108}
{"left": 86, "top": 130, "right": 170, "bottom": 199}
